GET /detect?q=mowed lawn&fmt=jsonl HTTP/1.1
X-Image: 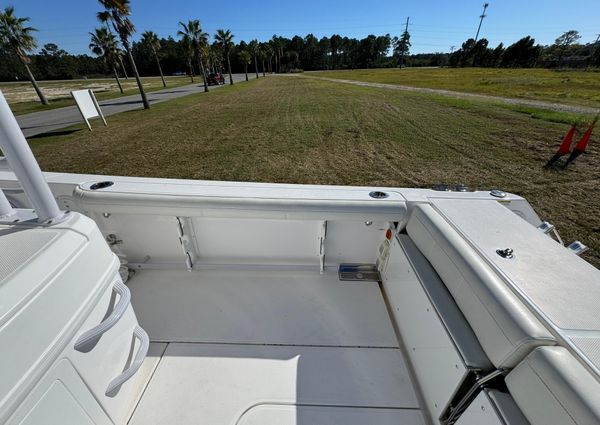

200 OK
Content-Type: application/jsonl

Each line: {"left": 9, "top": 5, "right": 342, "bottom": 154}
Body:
{"left": 0, "top": 75, "right": 192, "bottom": 115}
{"left": 29, "top": 75, "right": 600, "bottom": 267}
{"left": 310, "top": 68, "right": 600, "bottom": 108}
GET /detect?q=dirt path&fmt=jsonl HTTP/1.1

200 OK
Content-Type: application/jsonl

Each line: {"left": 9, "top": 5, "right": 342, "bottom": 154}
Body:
{"left": 302, "top": 75, "right": 600, "bottom": 115}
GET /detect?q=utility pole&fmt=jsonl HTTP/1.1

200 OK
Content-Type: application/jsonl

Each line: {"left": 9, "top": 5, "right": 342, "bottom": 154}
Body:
{"left": 474, "top": 3, "right": 489, "bottom": 42}
{"left": 399, "top": 16, "right": 410, "bottom": 68}
{"left": 586, "top": 34, "right": 600, "bottom": 65}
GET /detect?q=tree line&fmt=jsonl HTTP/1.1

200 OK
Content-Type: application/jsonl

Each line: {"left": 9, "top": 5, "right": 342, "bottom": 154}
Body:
{"left": 0, "top": 32, "right": 397, "bottom": 82}
{"left": 3, "top": 25, "right": 599, "bottom": 84}
{"left": 442, "top": 31, "right": 600, "bottom": 69}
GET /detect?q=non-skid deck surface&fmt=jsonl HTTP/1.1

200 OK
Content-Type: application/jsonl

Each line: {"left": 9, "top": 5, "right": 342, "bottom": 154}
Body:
{"left": 129, "top": 343, "right": 424, "bottom": 425}
{"left": 127, "top": 269, "right": 399, "bottom": 347}
{"left": 236, "top": 405, "right": 425, "bottom": 425}
{"left": 127, "top": 269, "right": 423, "bottom": 424}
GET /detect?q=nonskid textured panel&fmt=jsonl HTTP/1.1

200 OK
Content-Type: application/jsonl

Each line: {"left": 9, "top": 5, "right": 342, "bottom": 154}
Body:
{"left": 0, "top": 230, "right": 57, "bottom": 283}
{"left": 238, "top": 404, "right": 425, "bottom": 425}
{"left": 130, "top": 343, "right": 421, "bottom": 425}
{"left": 127, "top": 268, "right": 399, "bottom": 347}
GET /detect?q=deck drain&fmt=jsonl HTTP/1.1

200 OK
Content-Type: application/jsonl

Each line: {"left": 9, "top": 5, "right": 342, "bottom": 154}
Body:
{"left": 338, "top": 264, "right": 381, "bottom": 282}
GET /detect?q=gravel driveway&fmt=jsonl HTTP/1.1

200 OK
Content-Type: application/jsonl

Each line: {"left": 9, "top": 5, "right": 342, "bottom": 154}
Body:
{"left": 303, "top": 75, "right": 600, "bottom": 115}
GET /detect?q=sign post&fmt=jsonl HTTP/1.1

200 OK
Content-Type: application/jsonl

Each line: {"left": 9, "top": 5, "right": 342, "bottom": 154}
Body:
{"left": 71, "top": 89, "right": 107, "bottom": 131}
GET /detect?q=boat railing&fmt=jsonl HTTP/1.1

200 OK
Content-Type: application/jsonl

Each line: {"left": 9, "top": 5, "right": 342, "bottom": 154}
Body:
{"left": 0, "top": 90, "right": 68, "bottom": 224}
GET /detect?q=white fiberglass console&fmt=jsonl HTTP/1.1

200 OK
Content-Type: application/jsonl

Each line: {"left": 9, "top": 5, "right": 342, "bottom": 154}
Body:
{"left": 0, "top": 212, "right": 149, "bottom": 425}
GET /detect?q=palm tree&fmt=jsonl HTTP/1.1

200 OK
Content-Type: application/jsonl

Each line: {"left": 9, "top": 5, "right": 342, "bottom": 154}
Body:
{"left": 141, "top": 30, "right": 166, "bottom": 87}
{"left": 238, "top": 49, "right": 251, "bottom": 82}
{"left": 206, "top": 45, "right": 220, "bottom": 74}
{"left": 179, "top": 33, "right": 195, "bottom": 83}
{"left": 89, "top": 28, "right": 124, "bottom": 94}
{"left": 214, "top": 29, "right": 234, "bottom": 85}
{"left": 259, "top": 42, "right": 268, "bottom": 77}
{"left": 249, "top": 39, "right": 260, "bottom": 79}
{"left": 177, "top": 20, "right": 209, "bottom": 92}
{"left": 0, "top": 7, "right": 48, "bottom": 105}
{"left": 263, "top": 43, "right": 274, "bottom": 73}
{"left": 98, "top": 0, "right": 150, "bottom": 109}
{"left": 101, "top": 0, "right": 128, "bottom": 12}
{"left": 97, "top": 9, "right": 128, "bottom": 79}
{"left": 271, "top": 35, "right": 284, "bottom": 73}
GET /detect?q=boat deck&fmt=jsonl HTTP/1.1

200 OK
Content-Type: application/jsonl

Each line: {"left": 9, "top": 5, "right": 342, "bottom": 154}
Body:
{"left": 125, "top": 269, "right": 425, "bottom": 424}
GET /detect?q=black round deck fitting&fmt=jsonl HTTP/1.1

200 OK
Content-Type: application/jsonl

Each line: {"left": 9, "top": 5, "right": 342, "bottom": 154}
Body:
{"left": 369, "top": 191, "right": 389, "bottom": 199}
{"left": 89, "top": 181, "right": 114, "bottom": 190}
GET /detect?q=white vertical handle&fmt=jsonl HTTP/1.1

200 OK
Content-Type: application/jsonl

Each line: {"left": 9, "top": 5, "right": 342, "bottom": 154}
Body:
{"left": 74, "top": 281, "right": 131, "bottom": 351}
{"left": 105, "top": 326, "right": 149, "bottom": 396}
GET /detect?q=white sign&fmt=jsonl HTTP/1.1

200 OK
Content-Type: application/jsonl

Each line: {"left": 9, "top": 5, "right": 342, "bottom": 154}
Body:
{"left": 71, "top": 89, "right": 107, "bottom": 131}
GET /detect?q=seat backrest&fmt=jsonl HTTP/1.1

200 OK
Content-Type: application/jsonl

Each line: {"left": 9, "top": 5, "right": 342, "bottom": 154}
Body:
{"left": 406, "top": 204, "right": 555, "bottom": 368}
{"left": 506, "top": 346, "right": 600, "bottom": 425}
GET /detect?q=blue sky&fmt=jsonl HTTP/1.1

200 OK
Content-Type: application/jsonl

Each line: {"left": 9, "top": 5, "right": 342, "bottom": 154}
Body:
{"left": 4, "top": 0, "right": 600, "bottom": 55}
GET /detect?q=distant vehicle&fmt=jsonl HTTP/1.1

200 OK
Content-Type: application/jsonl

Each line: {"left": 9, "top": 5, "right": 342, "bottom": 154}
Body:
{"left": 207, "top": 73, "right": 225, "bottom": 85}
{"left": 172, "top": 72, "right": 187, "bottom": 76}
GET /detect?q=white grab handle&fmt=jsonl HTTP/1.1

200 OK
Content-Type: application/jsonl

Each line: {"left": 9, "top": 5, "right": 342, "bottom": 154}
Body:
{"left": 74, "top": 280, "right": 131, "bottom": 351}
{"left": 105, "top": 326, "right": 149, "bottom": 395}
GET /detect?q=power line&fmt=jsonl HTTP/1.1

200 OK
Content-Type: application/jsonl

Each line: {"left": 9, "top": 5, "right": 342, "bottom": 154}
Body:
{"left": 35, "top": 19, "right": 599, "bottom": 39}
{"left": 29, "top": 13, "right": 600, "bottom": 57}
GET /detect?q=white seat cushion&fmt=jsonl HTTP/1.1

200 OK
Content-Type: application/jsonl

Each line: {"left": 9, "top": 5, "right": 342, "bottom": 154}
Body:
{"left": 506, "top": 346, "right": 600, "bottom": 425}
{"left": 406, "top": 204, "right": 555, "bottom": 368}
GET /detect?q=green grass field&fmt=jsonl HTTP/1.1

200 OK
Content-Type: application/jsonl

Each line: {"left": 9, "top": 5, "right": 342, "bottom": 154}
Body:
{"left": 28, "top": 75, "right": 600, "bottom": 267}
{"left": 0, "top": 75, "right": 193, "bottom": 115}
{"left": 310, "top": 68, "right": 600, "bottom": 108}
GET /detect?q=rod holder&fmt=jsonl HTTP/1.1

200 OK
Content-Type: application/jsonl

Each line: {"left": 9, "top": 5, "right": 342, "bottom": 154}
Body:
{"left": 0, "top": 91, "right": 66, "bottom": 224}
{"left": 567, "top": 241, "right": 589, "bottom": 256}
{"left": 537, "top": 221, "right": 555, "bottom": 235}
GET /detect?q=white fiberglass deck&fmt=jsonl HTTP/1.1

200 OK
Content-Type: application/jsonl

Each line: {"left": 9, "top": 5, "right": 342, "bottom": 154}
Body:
{"left": 126, "top": 269, "right": 425, "bottom": 424}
